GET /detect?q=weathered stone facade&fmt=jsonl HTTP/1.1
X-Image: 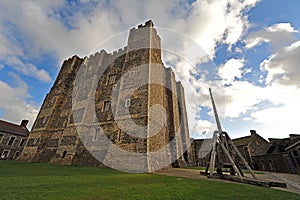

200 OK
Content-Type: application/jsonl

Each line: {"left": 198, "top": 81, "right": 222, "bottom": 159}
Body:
{"left": 18, "top": 20, "right": 193, "bottom": 172}
{"left": 0, "top": 119, "right": 29, "bottom": 160}
{"left": 192, "top": 130, "right": 270, "bottom": 169}
{"left": 232, "top": 130, "right": 270, "bottom": 168}
{"left": 252, "top": 134, "right": 300, "bottom": 174}
{"left": 192, "top": 138, "right": 212, "bottom": 167}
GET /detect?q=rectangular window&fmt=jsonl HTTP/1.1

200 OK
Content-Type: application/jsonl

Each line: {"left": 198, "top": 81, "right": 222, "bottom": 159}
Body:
{"left": 42, "top": 117, "right": 48, "bottom": 124}
{"left": 7, "top": 136, "right": 16, "bottom": 146}
{"left": 125, "top": 99, "right": 131, "bottom": 107}
{"left": 103, "top": 101, "right": 111, "bottom": 112}
{"left": 117, "top": 129, "right": 122, "bottom": 143}
{"left": 107, "top": 74, "right": 116, "bottom": 85}
{"left": 0, "top": 132, "right": 3, "bottom": 143}
{"left": 1, "top": 150, "right": 10, "bottom": 159}
{"left": 93, "top": 129, "right": 100, "bottom": 141}
{"left": 14, "top": 151, "right": 21, "bottom": 159}
{"left": 19, "top": 138, "right": 26, "bottom": 147}
{"left": 51, "top": 97, "right": 56, "bottom": 104}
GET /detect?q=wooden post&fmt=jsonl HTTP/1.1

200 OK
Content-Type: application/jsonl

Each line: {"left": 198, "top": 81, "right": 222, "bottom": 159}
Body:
{"left": 218, "top": 141, "right": 243, "bottom": 179}
{"left": 209, "top": 131, "right": 218, "bottom": 175}
{"left": 225, "top": 132, "right": 256, "bottom": 179}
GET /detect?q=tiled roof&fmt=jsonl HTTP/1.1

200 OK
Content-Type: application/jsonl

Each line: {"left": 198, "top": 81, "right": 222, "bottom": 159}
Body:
{"left": 0, "top": 120, "right": 29, "bottom": 137}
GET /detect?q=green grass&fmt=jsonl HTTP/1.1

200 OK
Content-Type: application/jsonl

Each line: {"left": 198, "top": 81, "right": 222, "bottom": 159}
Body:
{"left": 0, "top": 161, "right": 298, "bottom": 200}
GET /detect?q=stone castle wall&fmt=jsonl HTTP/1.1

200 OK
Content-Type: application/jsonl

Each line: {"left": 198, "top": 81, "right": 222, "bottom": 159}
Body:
{"left": 18, "top": 20, "right": 192, "bottom": 171}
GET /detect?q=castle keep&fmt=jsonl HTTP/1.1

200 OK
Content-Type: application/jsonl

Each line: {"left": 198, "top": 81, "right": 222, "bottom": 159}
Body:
{"left": 18, "top": 20, "right": 193, "bottom": 172}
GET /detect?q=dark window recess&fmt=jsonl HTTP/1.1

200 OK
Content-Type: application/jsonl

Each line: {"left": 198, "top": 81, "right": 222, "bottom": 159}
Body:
{"left": 14, "top": 151, "right": 21, "bottom": 159}
{"left": 7, "top": 137, "right": 16, "bottom": 146}
{"left": 117, "top": 130, "right": 122, "bottom": 142}
{"left": 103, "top": 101, "right": 111, "bottom": 112}
{"left": 93, "top": 129, "right": 100, "bottom": 141}
{"left": 1, "top": 150, "right": 10, "bottom": 159}
{"left": 62, "top": 150, "right": 67, "bottom": 158}
{"left": 19, "top": 138, "right": 26, "bottom": 147}
{"left": 107, "top": 74, "right": 116, "bottom": 85}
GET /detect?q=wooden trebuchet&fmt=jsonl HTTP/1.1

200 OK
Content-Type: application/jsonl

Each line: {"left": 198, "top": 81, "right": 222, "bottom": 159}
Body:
{"left": 204, "top": 88, "right": 287, "bottom": 188}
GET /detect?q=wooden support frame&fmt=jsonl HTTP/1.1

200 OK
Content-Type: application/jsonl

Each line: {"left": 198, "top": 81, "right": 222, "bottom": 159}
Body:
{"left": 203, "top": 88, "right": 286, "bottom": 188}
{"left": 208, "top": 88, "right": 255, "bottom": 179}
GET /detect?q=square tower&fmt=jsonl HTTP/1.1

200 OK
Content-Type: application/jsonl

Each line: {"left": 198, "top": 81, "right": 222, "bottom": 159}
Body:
{"left": 18, "top": 20, "right": 193, "bottom": 172}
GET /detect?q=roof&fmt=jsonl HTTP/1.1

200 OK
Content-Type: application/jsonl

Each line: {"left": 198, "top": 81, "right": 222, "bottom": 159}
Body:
{"left": 266, "top": 135, "right": 300, "bottom": 154}
{"left": 285, "top": 140, "right": 300, "bottom": 151}
{"left": 233, "top": 135, "right": 252, "bottom": 146}
{"left": 0, "top": 120, "right": 29, "bottom": 137}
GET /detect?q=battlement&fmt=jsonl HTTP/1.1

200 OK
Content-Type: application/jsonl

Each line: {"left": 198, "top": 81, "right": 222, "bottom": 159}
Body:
{"left": 109, "top": 46, "right": 127, "bottom": 56}
{"left": 88, "top": 49, "right": 109, "bottom": 59}
{"left": 65, "top": 55, "right": 82, "bottom": 62}
{"left": 131, "top": 20, "right": 154, "bottom": 30}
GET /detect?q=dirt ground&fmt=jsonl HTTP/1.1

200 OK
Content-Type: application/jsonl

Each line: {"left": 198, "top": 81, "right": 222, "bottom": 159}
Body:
{"left": 154, "top": 168, "right": 300, "bottom": 195}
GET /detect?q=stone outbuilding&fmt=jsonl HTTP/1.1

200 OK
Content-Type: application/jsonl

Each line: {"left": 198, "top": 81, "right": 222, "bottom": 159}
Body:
{"left": 232, "top": 130, "right": 270, "bottom": 169}
{"left": 192, "top": 138, "right": 212, "bottom": 167}
{"left": 252, "top": 134, "right": 300, "bottom": 174}
{"left": 192, "top": 130, "right": 270, "bottom": 169}
{"left": 0, "top": 119, "right": 29, "bottom": 160}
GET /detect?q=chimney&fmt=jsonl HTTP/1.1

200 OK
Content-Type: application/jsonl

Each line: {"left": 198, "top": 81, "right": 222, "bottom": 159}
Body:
{"left": 250, "top": 130, "right": 256, "bottom": 136}
{"left": 21, "top": 119, "right": 29, "bottom": 128}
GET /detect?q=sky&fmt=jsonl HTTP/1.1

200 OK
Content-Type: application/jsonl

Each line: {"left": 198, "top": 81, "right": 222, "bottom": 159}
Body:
{"left": 0, "top": 0, "right": 300, "bottom": 141}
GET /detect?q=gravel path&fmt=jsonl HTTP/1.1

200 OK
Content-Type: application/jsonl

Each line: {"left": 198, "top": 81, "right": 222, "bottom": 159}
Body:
{"left": 154, "top": 168, "right": 300, "bottom": 195}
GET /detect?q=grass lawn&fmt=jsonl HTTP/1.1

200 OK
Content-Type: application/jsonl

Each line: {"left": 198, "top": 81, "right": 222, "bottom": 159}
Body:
{"left": 0, "top": 161, "right": 299, "bottom": 200}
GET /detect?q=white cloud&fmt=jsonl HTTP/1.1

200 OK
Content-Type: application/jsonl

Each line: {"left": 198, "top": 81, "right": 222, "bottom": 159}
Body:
{"left": 193, "top": 119, "right": 213, "bottom": 137}
{"left": 245, "top": 37, "right": 270, "bottom": 49}
{"left": 5, "top": 56, "right": 52, "bottom": 83}
{"left": 223, "top": 81, "right": 264, "bottom": 118}
{"left": 244, "top": 23, "right": 298, "bottom": 52}
{"left": 186, "top": 0, "right": 259, "bottom": 55}
{"left": 0, "top": 74, "right": 38, "bottom": 129}
{"left": 267, "top": 23, "right": 298, "bottom": 33}
{"left": 260, "top": 40, "right": 300, "bottom": 86}
{"left": 250, "top": 83, "right": 300, "bottom": 138}
{"left": 285, "top": 40, "right": 300, "bottom": 51}
{"left": 218, "top": 58, "right": 244, "bottom": 84}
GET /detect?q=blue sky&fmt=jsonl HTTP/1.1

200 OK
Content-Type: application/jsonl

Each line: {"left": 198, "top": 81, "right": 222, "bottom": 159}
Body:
{"left": 0, "top": 0, "right": 300, "bottom": 140}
